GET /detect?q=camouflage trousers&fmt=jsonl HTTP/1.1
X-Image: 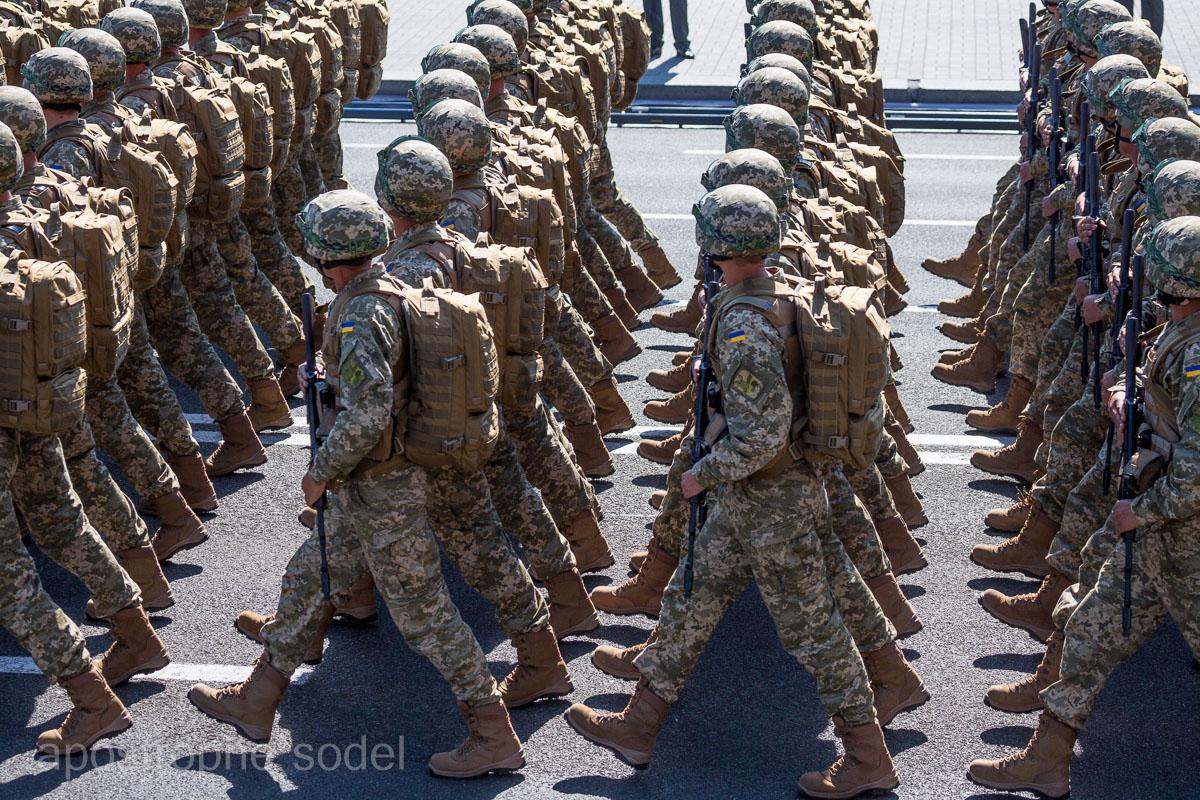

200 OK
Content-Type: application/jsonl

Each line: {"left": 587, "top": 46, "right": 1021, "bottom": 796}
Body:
{"left": 577, "top": 211, "right": 624, "bottom": 300}
{"left": 273, "top": 150, "right": 309, "bottom": 258}
{"left": 1026, "top": 298, "right": 1083, "bottom": 442}
{"left": 212, "top": 214, "right": 303, "bottom": 354}
{"left": 849, "top": 460, "right": 900, "bottom": 522}
{"left": 1030, "top": 381, "right": 1108, "bottom": 522}
{"left": 426, "top": 466, "right": 549, "bottom": 638}
{"left": 83, "top": 371, "right": 175, "bottom": 503}
{"left": 1047, "top": 450, "right": 1116, "bottom": 581}
{"left": 541, "top": 339, "right": 597, "bottom": 426}
{"left": 183, "top": 222, "right": 276, "bottom": 383}
{"left": 817, "top": 515, "right": 896, "bottom": 654}
{"left": 1042, "top": 516, "right": 1200, "bottom": 730}
{"left": 0, "top": 429, "right": 92, "bottom": 681}
{"left": 584, "top": 199, "right": 653, "bottom": 292}
{"left": 653, "top": 436, "right": 695, "bottom": 561}
{"left": 241, "top": 194, "right": 313, "bottom": 317}
{"left": 9, "top": 431, "right": 139, "bottom": 622}
{"left": 876, "top": 416, "right": 909, "bottom": 481}
{"left": 589, "top": 140, "right": 659, "bottom": 253}
{"left": 1007, "top": 222, "right": 1076, "bottom": 383}
{"left": 635, "top": 462, "right": 876, "bottom": 724}
{"left": 119, "top": 304, "right": 203, "bottom": 462}
{"left": 1036, "top": 325, "right": 1092, "bottom": 469}
{"left": 555, "top": 293, "right": 613, "bottom": 386}
{"left": 316, "top": 127, "right": 350, "bottom": 191}
{"left": 825, "top": 464, "right": 891, "bottom": 580}
{"left": 979, "top": 174, "right": 1024, "bottom": 299}
{"left": 979, "top": 186, "right": 1045, "bottom": 344}
{"left": 260, "top": 462, "right": 501, "bottom": 707}
{"left": 60, "top": 410, "right": 151, "bottom": 554}
{"left": 563, "top": 243, "right": 616, "bottom": 324}
{"left": 298, "top": 139, "right": 324, "bottom": 203}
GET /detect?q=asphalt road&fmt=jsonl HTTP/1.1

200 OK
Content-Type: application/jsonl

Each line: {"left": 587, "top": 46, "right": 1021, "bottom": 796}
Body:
{"left": 0, "top": 122, "right": 1197, "bottom": 799}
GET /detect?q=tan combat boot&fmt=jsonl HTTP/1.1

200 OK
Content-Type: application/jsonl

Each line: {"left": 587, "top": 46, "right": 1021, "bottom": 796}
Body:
{"left": 647, "top": 358, "right": 692, "bottom": 393}
{"left": 882, "top": 383, "right": 913, "bottom": 434}
{"left": 429, "top": 701, "right": 525, "bottom": 778}
{"left": 938, "top": 283, "right": 985, "bottom": 318}
{"left": 590, "top": 377, "right": 635, "bottom": 435}
{"left": 590, "top": 540, "right": 677, "bottom": 617}
{"left": 651, "top": 285, "right": 701, "bottom": 334}
{"left": 887, "top": 420, "right": 925, "bottom": 477}
{"left": 648, "top": 489, "right": 666, "bottom": 511}
{"left": 970, "top": 503, "right": 1058, "bottom": 578}
{"left": 499, "top": 628, "right": 574, "bottom": 708}
{"left": 930, "top": 336, "right": 1003, "bottom": 394}
{"left": 168, "top": 452, "right": 218, "bottom": 512}
{"left": 637, "top": 430, "right": 682, "bottom": 466}
{"left": 149, "top": 490, "right": 210, "bottom": 561}
{"left": 863, "top": 642, "right": 930, "bottom": 726}
{"left": 592, "top": 628, "right": 657, "bottom": 681}
{"left": 985, "top": 492, "right": 1032, "bottom": 532}
{"left": 593, "top": 311, "right": 642, "bottom": 365}
{"left": 884, "top": 473, "right": 928, "bottom": 528}
{"left": 332, "top": 573, "right": 378, "bottom": 626}
{"left": 967, "top": 376, "right": 1033, "bottom": 434}
{"left": 980, "top": 570, "right": 1072, "bottom": 641}
{"left": 967, "top": 711, "right": 1075, "bottom": 798}
{"left": 235, "top": 605, "right": 334, "bottom": 665}
{"left": 544, "top": 568, "right": 600, "bottom": 639}
{"left": 874, "top": 515, "right": 927, "bottom": 576}
{"left": 883, "top": 283, "right": 908, "bottom": 317}
{"left": 615, "top": 264, "right": 664, "bottom": 312}
{"left": 119, "top": 545, "right": 174, "bottom": 612}
{"left": 865, "top": 571, "right": 922, "bottom": 638}
{"left": 247, "top": 376, "right": 294, "bottom": 432}
{"left": 986, "top": 631, "right": 1063, "bottom": 713}
{"left": 640, "top": 245, "right": 682, "bottom": 289}
{"left": 563, "top": 508, "right": 615, "bottom": 572}
{"left": 277, "top": 339, "right": 307, "bottom": 397}
{"left": 603, "top": 284, "right": 641, "bottom": 328}
{"left": 645, "top": 386, "right": 693, "bottom": 424}
{"left": 564, "top": 679, "right": 669, "bottom": 767}
{"left": 96, "top": 604, "right": 170, "bottom": 687}
{"left": 204, "top": 411, "right": 268, "bottom": 477}
{"left": 971, "top": 418, "right": 1042, "bottom": 484}
{"left": 936, "top": 345, "right": 972, "bottom": 366}
{"left": 565, "top": 421, "right": 615, "bottom": 478}
{"left": 188, "top": 654, "right": 289, "bottom": 742}
{"left": 672, "top": 349, "right": 693, "bottom": 366}
{"left": 36, "top": 665, "right": 132, "bottom": 757}
{"left": 938, "top": 317, "right": 981, "bottom": 344}
{"left": 797, "top": 716, "right": 898, "bottom": 798}
{"left": 922, "top": 231, "right": 981, "bottom": 286}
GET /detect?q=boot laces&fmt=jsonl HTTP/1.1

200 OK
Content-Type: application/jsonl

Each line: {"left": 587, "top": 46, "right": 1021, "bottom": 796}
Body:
{"left": 996, "top": 727, "right": 1043, "bottom": 767}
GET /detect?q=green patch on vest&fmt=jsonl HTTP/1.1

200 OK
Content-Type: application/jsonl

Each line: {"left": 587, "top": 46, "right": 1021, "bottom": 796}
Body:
{"left": 731, "top": 368, "right": 765, "bottom": 402}
{"left": 342, "top": 354, "right": 368, "bottom": 390}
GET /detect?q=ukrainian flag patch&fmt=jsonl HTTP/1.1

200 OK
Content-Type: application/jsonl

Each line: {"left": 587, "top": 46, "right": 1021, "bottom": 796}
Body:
{"left": 725, "top": 329, "right": 747, "bottom": 344}
{"left": 1184, "top": 363, "right": 1200, "bottom": 379}
{"left": 340, "top": 321, "right": 355, "bottom": 335}
{"left": 442, "top": 217, "right": 457, "bottom": 231}
{"left": 1135, "top": 197, "right": 1148, "bottom": 216}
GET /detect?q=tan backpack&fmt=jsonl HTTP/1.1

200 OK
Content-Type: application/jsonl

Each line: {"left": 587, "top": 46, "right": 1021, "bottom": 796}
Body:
{"left": 328, "top": 0, "right": 361, "bottom": 103}
{"left": 614, "top": 0, "right": 650, "bottom": 108}
{"left": 238, "top": 48, "right": 296, "bottom": 173}
{"left": 163, "top": 76, "right": 246, "bottom": 220}
{"left": 294, "top": 10, "right": 344, "bottom": 135}
{"left": 354, "top": 0, "right": 388, "bottom": 100}
{"left": 227, "top": 74, "right": 274, "bottom": 210}
{"left": 0, "top": 252, "right": 88, "bottom": 433}
{"left": 0, "top": 18, "right": 49, "bottom": 86}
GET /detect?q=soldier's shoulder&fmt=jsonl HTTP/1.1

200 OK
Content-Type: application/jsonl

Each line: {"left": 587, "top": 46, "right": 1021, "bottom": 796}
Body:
{"left": 717, "top": 304, "right": 780, "bottom": 346}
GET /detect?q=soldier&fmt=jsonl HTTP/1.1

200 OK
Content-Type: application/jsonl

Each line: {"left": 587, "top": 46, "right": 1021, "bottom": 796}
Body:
{"left": 565, "top": 186, "right": 898, "bottom": 799}
{"left": 188, "top": 190, "right": 528, "bottom": 778}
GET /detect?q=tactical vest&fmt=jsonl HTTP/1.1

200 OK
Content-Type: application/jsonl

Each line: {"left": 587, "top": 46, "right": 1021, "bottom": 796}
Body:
{"left": 1134, "top": 314, "right": 1200, "bottom": 488}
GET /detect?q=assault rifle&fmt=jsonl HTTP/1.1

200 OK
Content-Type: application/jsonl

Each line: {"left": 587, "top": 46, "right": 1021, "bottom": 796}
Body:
{"left": 684, "top": 253, "right": 721, "bottom": 598}
{"left": 1023, "top": 2, "right": 1041, "bottom": 252}
{"left": 1103, "top": 208, "right": 1136, "bottom": 495}
{"left": 1077, "top": 135, "right": 1098, "bottom": 386}
{"left": 1047, "top": 68, "right": 1063, "bottom": 282}
{"left": 1118, "top": 253, "right": 1144, "bottom": 636}
{"left": 301, "top": 292, "right": 332, "bottom": 601}
{"left": 1087, "top": 147, "right": 1105, "bottom": 406}
{"left": 1072, "top": 109, "right": 1091, "bottom": 334}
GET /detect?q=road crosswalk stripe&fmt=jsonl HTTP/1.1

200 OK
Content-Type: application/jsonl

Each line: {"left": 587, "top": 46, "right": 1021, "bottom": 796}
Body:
{"left": 0, "top": 657, "right": 313, "bottom": 684}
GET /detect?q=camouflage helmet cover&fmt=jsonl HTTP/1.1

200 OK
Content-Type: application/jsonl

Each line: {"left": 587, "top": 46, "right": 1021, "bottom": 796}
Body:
{"left": 1094, "top": 20, "right": 1163, "bottom": 76}
{"left": 0, "top": 86, "right": 46, "bottom": 153}
{"left": 1081, "top": 54, "right": 1148, "bottom": 120}
{"left": 57, "top": 28, "right": 126, "bottom": 93}
{"left": 746, "top": 20, "right": 814, "bottom": 68}
{"left": 181, "top": 0, "right": 227, "bottom": 28}
{"left": 417, "top": 98, "right": 493, "bottom": 174}
{"left": 701, "top": 148, "right": 791, "bottom": 212}
{"left": 1134, "top": 117, "right": 1200, "bottom": 179}
{"left": 374, "top": 135, "right": 455, "bottom": 223}
{"left": 410, "top": 69, "right": 484, "bottom": 118}
{"left": 1145, "top": 215, "right": 1200, "bottom": 299}
{"left": 1144, "top": 159, "right": 1200, "bottom": 223}
{"left": 725, "top": 103, "right": 802, "bottom": 167}
{"left": 751, "top": 0, "right": 819, "bottom": 37}
{"left": 131, "top": 0, "right": 190, "bottom": 50}
{"left": 421, "top": 42, "right": 492, "bottom": 96}
{"left": 21, "top": 47, "right": 94, "bottom": 105}
{"left": 693, "top": 184, "right": 781, "bottom": 258}
{"left": 297, "top": 189, "right": 393, "bottom": 263}
{"left": 746, "top": 53, "right": 812, "bottom": 90}
{"left": 0, "top": 121, "right": 23, "bottom": 193}
{"left": 467, "top": 0, "right": 530, "bottom": 53}
{"left": 1108, "top": 77, "right": 1189, "bottom": 132}
{"left": 453, "top": 24, "right": 520, "bottom": 80}
{"left": 1062, "top": 0, "right": 1131, "bottom": 58}
{"left": 100, "top": 7, "right": 162, "bottom": 63}
{"left": 734, "top": 66, "right": 810, "bottom": 130}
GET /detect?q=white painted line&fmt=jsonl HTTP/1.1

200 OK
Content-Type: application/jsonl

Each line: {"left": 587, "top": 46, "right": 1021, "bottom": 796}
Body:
{"left": 0, "top": 656, "right": 312, "bottom": 685}
{"left": 903, "top": 219, "right": 977, "bottom": 227}
{"left": 905, "top": 154, "right": 1014, "bottom": 161}
{"left": 194, "top": 430, "right": 312, "bottom": 449}
{"left": 643, "top": 213, "right": 694, "bottom": 220}
{"left": 920, "top": 451, "right": 973, "bottom": 465}
{"left": 186, "top": 411, "right": 306, "bottom": 427}
{"left": 909, "top": 433, "right": 1011, "bottom": 449}
{"left": 683, "top": 149, "right": 724, "bottom": 155}
{"left": 902, "top": 305, "right": 942, "bottom": 314}
{"left": 611, "top": 424, "right": 682, "bottom": 438}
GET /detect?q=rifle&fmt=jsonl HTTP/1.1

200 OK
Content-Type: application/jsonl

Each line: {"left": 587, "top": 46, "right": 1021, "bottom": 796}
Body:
{"left": 1023, "top": 2, "right": 1041, "bottom": 252}
{"left": 1088, "top": 147, "right": 1105, "bottom": 406}
{"left": 683, "top": 254, "right": 721, "bottom": 598}
{"left": 1103, "top": 207, "right": 1136, "bottom": 495}
{"left": 1047, "top": 68, "right": 1062, "bottom": 283}
{"left": 1072, "top": 110, "right": 1091, "bottom": 334}
{"left": 1118, "top": 253, "right": 1144, "bottom": 636}
{"left": 1077, "top": 134, "right": 1098, "bottom": 385}
{"left": 301, "top": 292, "right": 331, "bottom": 601}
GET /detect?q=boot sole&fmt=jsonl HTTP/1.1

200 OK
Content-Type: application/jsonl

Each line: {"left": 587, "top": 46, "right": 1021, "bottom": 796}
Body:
{"left": 969, "top": 457, "right": 1038, "bottom": 485}
{"left": 188, "top": 689, "right": 272, "bottom": 743}
{"left": 651, "top": 321, "right": 700, "bottom": 335}
{"left": 798, "top": 771, "right": 900, "bottom": 798}
{"left": 234, "top": 618, "right": 265, "bottom": 646}
{"left": 589, "top": 601, "right": 661, "bottom": 618}
{"left": 607, "top": 344, "right": 643, "bottom": 365}
{"left": 153, "top": 530, "right": 210, "bottom": 562}
{"left": 332, "top": 611, "right": 379, "bottom": 628}
{"left": 878, "top": 684, "right": 931, "bottom": 726}
{"left": 907, "top": 462, "right": 926, "bottom": 478}
{"left": 969, "top": 554, "right": 1051, "bottom": 580}
{"left": 938, "top": 303, "right": 983, "bottom": 318}
{"left": 901, "top": 513, "right": 929, "bottom": 529}
{"left": 502, "top": 677, "right": 575, "bottom": 709}
{"left": 966, "top": 769, "right": 1069, "bottom": 798}
{"left": 599, "top": 417, "right": 637, "bottom": 436}
{"left": 893, "top": 617, "right": 924, "bottom": 640}
{"left": 930, "top": 371, "right": 999, "bottom": 394}
{"left": 105, "top": 650, "right": 171, "bottom": 687}
{"left": 577, "top": 553, "right": 616, "bottom": 574}
{"left": 938, "top": 327, "right": 979, "bottom": 345}
{"left": 205, "top": 453, "right": 269, "bottom": 478}
{"left": 637, "top": 449, "right": 675, "bottom": 467}
{"left": 252, "top": 416, "right": 294, "bottom": 434}
{"left": 187, "top": 499, "right": 219, "bottom": 514}
{"left": 36, "top": 710, "right": 133, "bottom": 757}
{"left": 563, "top": 712, "right": 651, "bottom": 768}
{"left": 977, "top": 596, "right": 1054, "bottom": 642}
{"left": 649, "top": 273, "right": 683, "bottom": 291}
{"left": 591, "top": 653, "right": 641, "bottom": 681}
{"left": 984, "top": 515, "right": 1028, "bottom": 533}
{"left": 583, "top": 463, "right": 616, "bottom": 479}
{"left": 893, "top": 554, "right": 928, "bottom": 577}
{"left": 427, "top": 749, "right": 526, "bottom": 779}
{"left": 643, "top": 411, "right": 689, "bottom": 425}
{"left": 965, "top": 418, "right": 1019, "bottom": 436}
{"left": 554, "top": 611, "right": 600, "bottom": 640}
{"left": 984, "top": 693, "right": 1045, "bottom": 714}
{"left": 646, "top": 377, "right": 690, "bottom": 393}
{"left": 144, "top": 593, "right": 176, "bottom": 612}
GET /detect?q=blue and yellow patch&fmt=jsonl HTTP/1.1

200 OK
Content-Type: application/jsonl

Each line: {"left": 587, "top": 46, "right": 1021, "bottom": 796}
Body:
{"left": 1184, "top": 363, "right": 1200, "bottom": 379}
{"left": 725, "top": 329, "right": 746, "bottom": 344}
{"left": 339, "top": 321, "right": 355, "bottom": 335}
{"left": 1134, "top": 197, "right": 1148, "bottom": 216}
{"left": 441, "top": 217, "right": 458, "bottom": 231}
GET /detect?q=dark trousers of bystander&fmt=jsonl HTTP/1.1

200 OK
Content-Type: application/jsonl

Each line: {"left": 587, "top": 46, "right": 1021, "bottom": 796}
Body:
{"left": 1115, "top": 0, "right": 1164, "bottom": 35}
{"left": 644, "top": 0, "right": 690, "bottom": 53}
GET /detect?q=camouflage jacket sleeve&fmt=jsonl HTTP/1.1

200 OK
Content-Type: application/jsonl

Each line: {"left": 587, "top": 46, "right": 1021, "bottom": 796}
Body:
{"left": 1132, "top": 337, "right": 1200, "bottom": 528}
{"left": 442, "top": 197, "right": 482, "bottom": 241}
{"left": 39, "top": 140, "right": 94, "bottom": 181}
{"left": 693, "top": 307, "right": 793, "bottom": 488}
{"left": 307, "top": 293, "right": 402, "bottom": 484}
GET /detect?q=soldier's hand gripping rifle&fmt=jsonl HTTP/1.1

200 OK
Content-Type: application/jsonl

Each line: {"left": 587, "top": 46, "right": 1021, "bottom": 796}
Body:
{"left": 1087, "top": 147, "right": 1106, "bottom": 404}
{"left": 1118, "top": 253, "right": 1144, "bottom": 636}
{"left": 1047, "top": 69, "right": 1063, "bottom": 282}
{"left": 684, "top": 253, "right": 721, "bottom": 599}
{"left": 301, "top": 292, "right": 332, "bottom": 601}
{"left": 1023, "top": 2, "right": 1041, "bottom": 252}
{"left": 1103, "top": 208, "right": 1136, "bottom": 495}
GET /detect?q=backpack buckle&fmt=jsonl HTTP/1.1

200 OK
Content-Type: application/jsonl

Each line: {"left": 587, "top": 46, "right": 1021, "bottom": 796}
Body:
{"left": 442, "top": 436, "right": 465, "bottom": 452}
{"left": 440, "top": 354, "right": 465, "bottom": 369}
{"left": 826, "top": 435, "right": 848, "bottom": 449}
{"left": 480, "top": 292, "right": 506, "bottom": 304}
{"left": 822, "top": 353, "right": 846, "bottom": 367}
{"left": 0, "top": 317, "right": 30, "bottom": 331}
{"left": 1, "top": 398, "right": 31, "bottom": 412}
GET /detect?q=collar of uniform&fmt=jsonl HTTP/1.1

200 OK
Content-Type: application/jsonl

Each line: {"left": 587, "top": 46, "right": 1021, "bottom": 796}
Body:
{"left": 342, "top": 262, "right": 387, "bottom": 293}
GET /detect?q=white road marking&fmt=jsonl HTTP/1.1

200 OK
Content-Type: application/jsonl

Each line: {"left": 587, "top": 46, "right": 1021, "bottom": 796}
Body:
{"left": 683, "top": 150, "right": 1014, "bottom": 161}
{"left": 194, "top": 429, "right": 313, "bottom": 449}
{"left": 910, "top": 433, "right": 1011, "bottom": 448}
{"left": 902, "top": 305, "right": 942, "bottom": 314}
{"left": 0, "top": 657, "right": 312, "bottom": 685}
{"left": 920, "top": 451, "right": 974, "bottom": 465}
{"left": 186, "top": 411, "right": 306, "bottom": 427}
{"left": 642, "top": 213, "right": 976, "bottom": 226}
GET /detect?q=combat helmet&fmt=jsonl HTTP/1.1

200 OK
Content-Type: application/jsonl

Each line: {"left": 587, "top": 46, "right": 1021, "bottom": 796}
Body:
{"left": 1062, "top": 0, "right": 1130, "bottom": 59}
{"left": 1145, "top": 216, "right": 1200, "bottom": 300}
{"left": 725, "top": 103, "right": 803, "bottom": 166}
{"left": 100, "top": 7, "right": 162, "bottom": 63}
{"left": 1109, "top": 77, "right": 1189, "bottom": 133}
{"left": 422, "top": 43, "right": 492, "bottom": 96}
{"left": 0, "top": 121, "right": 23, "bottom": 193}
{"left": 57, "top": 28, "right": 126, "bottom": 94}
{"left": 1134, "top": 117, "right": 1200, "bottom": 178}
{"left": 693, "top": 184, "right": 781, "bottom": 259}
{"left": 374, "top": 135, "right": 454, "bottom": 223}
{"left": 181, "top": 0, "right": 227, "bottom": 29}
{"left": 751, "top": 0, "right": 819, "bottom": 38}
{"left": 467, "top": 0, "right": 529, "bottom": 53}
{"left": 297, "top": 189, "right": 393, "bottom": 263}
{"left": 702, "top": 148, "right": 791, "bottom": 212}
{"left": 1094, "top": 20, "right": 1162, "bottom": 76}
{"left": 22, "top": 47, "right": 93, "bottom": 105}
{"left": 746, "top": 20, "right": 814, "bottom": 68}
{"left": 1144, "top": 160, "right": 1200, "bottom": 223}
{"left": 1082, "top": 54, "right": 1149, "bottom": 121}
{"left": 417, "top": 98, "right": 493, "bottom": 175}
{"left": 0, "top": 87, "right": 46, "bottom": 153}
{"left": 734, "top": 67, "right": 810, "bottom": 131}
{"left": 131, "top": 0, "right": 190, "bottom": 50}
{"left": 746, "top": 53, "right": 812, "bottom": 90}
{"left": 453, "top": 24, "right": 520, "bottom": 80}
{"left": 410, "top": 69, "right": 483, "bottom": 119}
